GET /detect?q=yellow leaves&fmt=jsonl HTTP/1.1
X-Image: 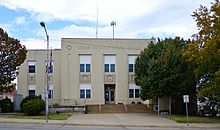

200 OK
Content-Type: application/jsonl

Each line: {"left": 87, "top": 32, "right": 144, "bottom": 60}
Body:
{"left": 182, "top": 43, "right": 197, "bottom": 62}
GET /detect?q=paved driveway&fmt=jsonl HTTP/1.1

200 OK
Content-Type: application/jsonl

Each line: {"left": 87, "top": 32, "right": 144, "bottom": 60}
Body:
{"left": 66, "top": 113, "right": 180, "bottom": 127}
{"left": 0, "top": 113, "right": 220, "bottom": 128}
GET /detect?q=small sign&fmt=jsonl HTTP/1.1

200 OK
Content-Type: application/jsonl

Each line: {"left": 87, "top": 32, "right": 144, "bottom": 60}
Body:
{"left": 183, "top": 95, "right": 189, "bottom": 103}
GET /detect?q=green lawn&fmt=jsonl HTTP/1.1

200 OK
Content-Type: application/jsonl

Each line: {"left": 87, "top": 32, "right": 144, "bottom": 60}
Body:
{"left": 164, "top": 115, "right": 220, "bottom": 123}
{"left": 10, "top": 113, "right": 72, "bottom": 120}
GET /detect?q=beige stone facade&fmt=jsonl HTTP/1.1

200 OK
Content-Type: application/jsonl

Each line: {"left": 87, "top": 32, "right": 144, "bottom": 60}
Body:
{"left": 17, "top": 38, "right": 155, "bottom": 106}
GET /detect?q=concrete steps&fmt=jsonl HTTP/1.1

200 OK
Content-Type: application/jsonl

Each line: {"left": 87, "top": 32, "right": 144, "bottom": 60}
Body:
{"left": 86, "top": 104, "right": 152, "bottom": 114}
{"left": 86, "top": 104, "right": 125, "bottom": 114}
{"left": 126, "top": 104, "right": 152, "bottom": 113}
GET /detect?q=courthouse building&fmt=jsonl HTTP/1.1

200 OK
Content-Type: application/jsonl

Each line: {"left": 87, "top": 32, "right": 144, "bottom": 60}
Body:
{"left": 17, "top": 38, "right": 155, "bottom": 106}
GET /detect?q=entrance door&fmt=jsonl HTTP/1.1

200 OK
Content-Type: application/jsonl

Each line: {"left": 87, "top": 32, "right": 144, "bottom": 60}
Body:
{"left": 105, "top": 85, "right": 115, "bottom": 104}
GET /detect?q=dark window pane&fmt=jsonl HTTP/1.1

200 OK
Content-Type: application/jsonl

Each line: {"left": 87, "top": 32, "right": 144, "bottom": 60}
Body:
{"left": 48, "top": 90, "right": 53, "bottom": 99}
{"left": 110, "top": 90, "right": 114, "bottom": 101}
{"left": 80, "top": 89, "right": 85, "bottom": 98}
{"left": 29, "top": 65, "right": 35, "bottom": 73}
{"left": 135, "top": 89, "right": 140, "bottom": 98}
{"left": 105, "top": 64, "right": 109, "bottom": 72}
{"left": 110, "top": 64, "right": 115, "bottom": 72}
{"left": 86, "top": 89, "right": 91, "bottom": 98}
{"left": 86, "top": 64, "right": 90, "bottom": 72}
{"left": 129, "top": 89, "right": 134, "bottom": 98}
{"left": 29, "top": 90, "right": 35, "bottom": 97}
{"left": 105, "top": 91, "right": 109, "bottom": 101}
{"left": 80, "top": 64, "right": 84, "bottom": 72}
{"left": 129, "top": 64, "right": 133, "bottom": 72}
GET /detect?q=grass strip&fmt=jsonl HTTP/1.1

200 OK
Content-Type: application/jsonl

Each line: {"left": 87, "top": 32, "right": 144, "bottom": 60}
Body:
{"left": 10, "top": 113, "right": 72, "bottom": 120}
{"left": 164, "top": 115, "right": 220, "bottom": 123}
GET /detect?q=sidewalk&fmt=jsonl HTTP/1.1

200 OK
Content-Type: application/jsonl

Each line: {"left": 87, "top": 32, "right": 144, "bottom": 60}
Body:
{"left": 0, "top": 113, "right": 220, "bottom": 128}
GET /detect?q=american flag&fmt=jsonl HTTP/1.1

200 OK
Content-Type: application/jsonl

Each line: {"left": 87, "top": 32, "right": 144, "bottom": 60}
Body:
{"left": 48, "top": 48, "right": 53, "bottom": 73}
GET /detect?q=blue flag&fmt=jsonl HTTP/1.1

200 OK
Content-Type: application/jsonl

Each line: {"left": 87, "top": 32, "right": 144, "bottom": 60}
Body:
{"left": 48, "top": 48, "right": 53, "bottom": 73}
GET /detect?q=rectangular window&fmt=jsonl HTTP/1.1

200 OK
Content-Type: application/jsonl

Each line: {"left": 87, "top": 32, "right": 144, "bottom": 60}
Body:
{"left": 28, "top": 85, "right": 36, "bottom": 97}
{"left": 29, "top": 90, "right": 35, "bottom": 97}
{"left": 86, "top": 89, "right": 91, "bottom": 98}
{"left": 29, "top": 66, "right": 35, "bottom": 73}
{"left": 28, "top": 61, "right": 36, "bottom": 73}
{"left": 80, "top": 55, "right": 91, "bottom": 73}
{"left": 129, "top": 89, "right": 134, "bottom": 98}
{"left": 128, "top": 64, "right": 133, "bottom": 72}
{"left": 48, "top": 85, "right": 54, "bottom": 99}
{"left": 135, "top": 89, "right": 140, "bottom": 98}
{"left": 104, "top": 55, "right": 116, "bottom": 73}
{"left": 110, "top": 64, "right": 115, "bottom": 72}
{"left": 129, "top": 84, "right": 140, "bottom": 98}
{"left": 128, "top": 56, "right": 137, "bottom": 73}
{"left": 48, "top": 90, "right": 53, "bottom": 99}
{"left": 80, "top": 84, "right": 91, "bottom": 99}
{"left": 86, "top": 64, "right": 90, "bottom": 72}
{"left": 80, "top": 89, "right": 85, "bottom": 98}
{"left": 105, "top": 64, "right": 109, "bottom": 72}
{"left": 80, "top": 64, "right": 84, "bottom": 72}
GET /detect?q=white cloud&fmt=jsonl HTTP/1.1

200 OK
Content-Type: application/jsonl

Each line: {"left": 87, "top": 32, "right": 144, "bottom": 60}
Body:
{"left": 20, "top": 39, "right": 50, "bottom": 49}
{"left": 0, "top": 0, "right": 213, "bottom": 43}
{"left": 15, "top": 16, "right": 25, "bottom": 25}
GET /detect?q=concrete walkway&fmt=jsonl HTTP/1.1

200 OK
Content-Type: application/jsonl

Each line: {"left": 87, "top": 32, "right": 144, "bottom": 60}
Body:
{"left": 0, "top": 113, "right": 220, "bottom": 128}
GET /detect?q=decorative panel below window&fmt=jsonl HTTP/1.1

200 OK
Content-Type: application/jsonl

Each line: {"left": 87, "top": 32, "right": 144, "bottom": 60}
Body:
{"left": 80, "top": 74, "right": 91, "bottom": 83}
{"left": 128, "top": 74, "right": 135, "bottom": 83}
{"left": 104, "top": 74, "right": 116, "bottom": 84}
{"left": 28, "top": 74, "right": 35, "bottom": 85}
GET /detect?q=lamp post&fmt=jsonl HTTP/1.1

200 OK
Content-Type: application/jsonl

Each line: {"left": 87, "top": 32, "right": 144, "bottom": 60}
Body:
{"left": 111, "top": 21, "right": 116, "bottom": 39}
{"left": 40, "top": 21, "right": 49, "bottom": 123}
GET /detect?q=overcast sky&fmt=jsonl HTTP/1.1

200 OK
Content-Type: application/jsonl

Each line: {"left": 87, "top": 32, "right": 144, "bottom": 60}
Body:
{"left": 0, "top": 0, "right": 212, "bottom": 49}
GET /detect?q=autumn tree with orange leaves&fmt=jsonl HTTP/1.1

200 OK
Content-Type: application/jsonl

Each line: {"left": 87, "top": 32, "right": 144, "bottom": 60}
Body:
{"left": 183, "top": 0, "right": 220, "bottom": 100}
{"left": 0, "top": 28, "right": 27, "bottom": 95}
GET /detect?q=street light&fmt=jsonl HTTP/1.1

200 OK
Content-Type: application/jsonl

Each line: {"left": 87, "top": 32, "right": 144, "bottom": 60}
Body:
{"left": 40, "top": 21, "right": 49, "bottom": 123}
{"left": 111, "top": 21, "right": 116, "bottom": 39}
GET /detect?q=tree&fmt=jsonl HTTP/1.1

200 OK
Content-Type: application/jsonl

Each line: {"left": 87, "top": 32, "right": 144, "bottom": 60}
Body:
{"left": 135, "top": 37, "right": 197, "bottom": 114}
{"left": 0, "top": 28, "right": 27, "bottom": 95}
{"left": 183, "top": 0, "right": 220, "bottom": 100}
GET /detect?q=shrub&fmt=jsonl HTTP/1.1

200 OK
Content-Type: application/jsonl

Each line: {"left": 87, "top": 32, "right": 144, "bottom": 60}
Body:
{"left": 20, "top": 95, "right": 41, "bottom": 112}
{"left": 0, "top": 97, "right": 13, "bottom": 113}
{"left": 23, "top": 98, "right": 45, "bottom": 115}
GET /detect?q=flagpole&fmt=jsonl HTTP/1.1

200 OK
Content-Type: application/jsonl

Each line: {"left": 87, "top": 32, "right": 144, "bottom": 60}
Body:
{"left": 40, "top": 22, "right": 49, "bottom": 123}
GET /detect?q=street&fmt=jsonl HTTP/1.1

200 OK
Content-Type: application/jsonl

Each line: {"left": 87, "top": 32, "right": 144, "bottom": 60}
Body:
{"left": 0, "top": 123, "right": 219, "bottom": 130}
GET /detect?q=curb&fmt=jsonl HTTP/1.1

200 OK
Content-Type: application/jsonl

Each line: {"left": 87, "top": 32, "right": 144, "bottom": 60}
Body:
{"left": 0, "top": 120, "right": 65, "bottom": 126}
{"left": 64, "top": 123, "right": 220, "bottom": 128}
{"left": 0, "top": 120, "right": 220, "bottom": 128}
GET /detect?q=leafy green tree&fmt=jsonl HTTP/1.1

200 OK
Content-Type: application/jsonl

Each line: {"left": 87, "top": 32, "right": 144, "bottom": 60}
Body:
{"left": 183, "top": 0, "right": 220, "bottom": 100}
{"left": 0, "top": 28, "right": 27, "bottom": 94}
{"left": 135, "top": 37, "right": 197, "bottom": 114}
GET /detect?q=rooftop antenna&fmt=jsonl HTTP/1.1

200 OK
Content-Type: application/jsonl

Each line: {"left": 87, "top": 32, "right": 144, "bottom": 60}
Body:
{"left": 96, "top": 0, "right": 99, "bottom": 38}
{"left": 111, "top": 21, "right": 116, "bottom": 39}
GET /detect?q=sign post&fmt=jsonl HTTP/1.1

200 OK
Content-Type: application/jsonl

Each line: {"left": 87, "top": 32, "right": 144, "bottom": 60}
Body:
{"left": 183, "top": 95, "right": 189, "bottom": 126}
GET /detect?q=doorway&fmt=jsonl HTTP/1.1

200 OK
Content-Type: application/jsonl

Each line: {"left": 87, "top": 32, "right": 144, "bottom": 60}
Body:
{"left": 105, "top": 84, "right": 115, "bottom": 104}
